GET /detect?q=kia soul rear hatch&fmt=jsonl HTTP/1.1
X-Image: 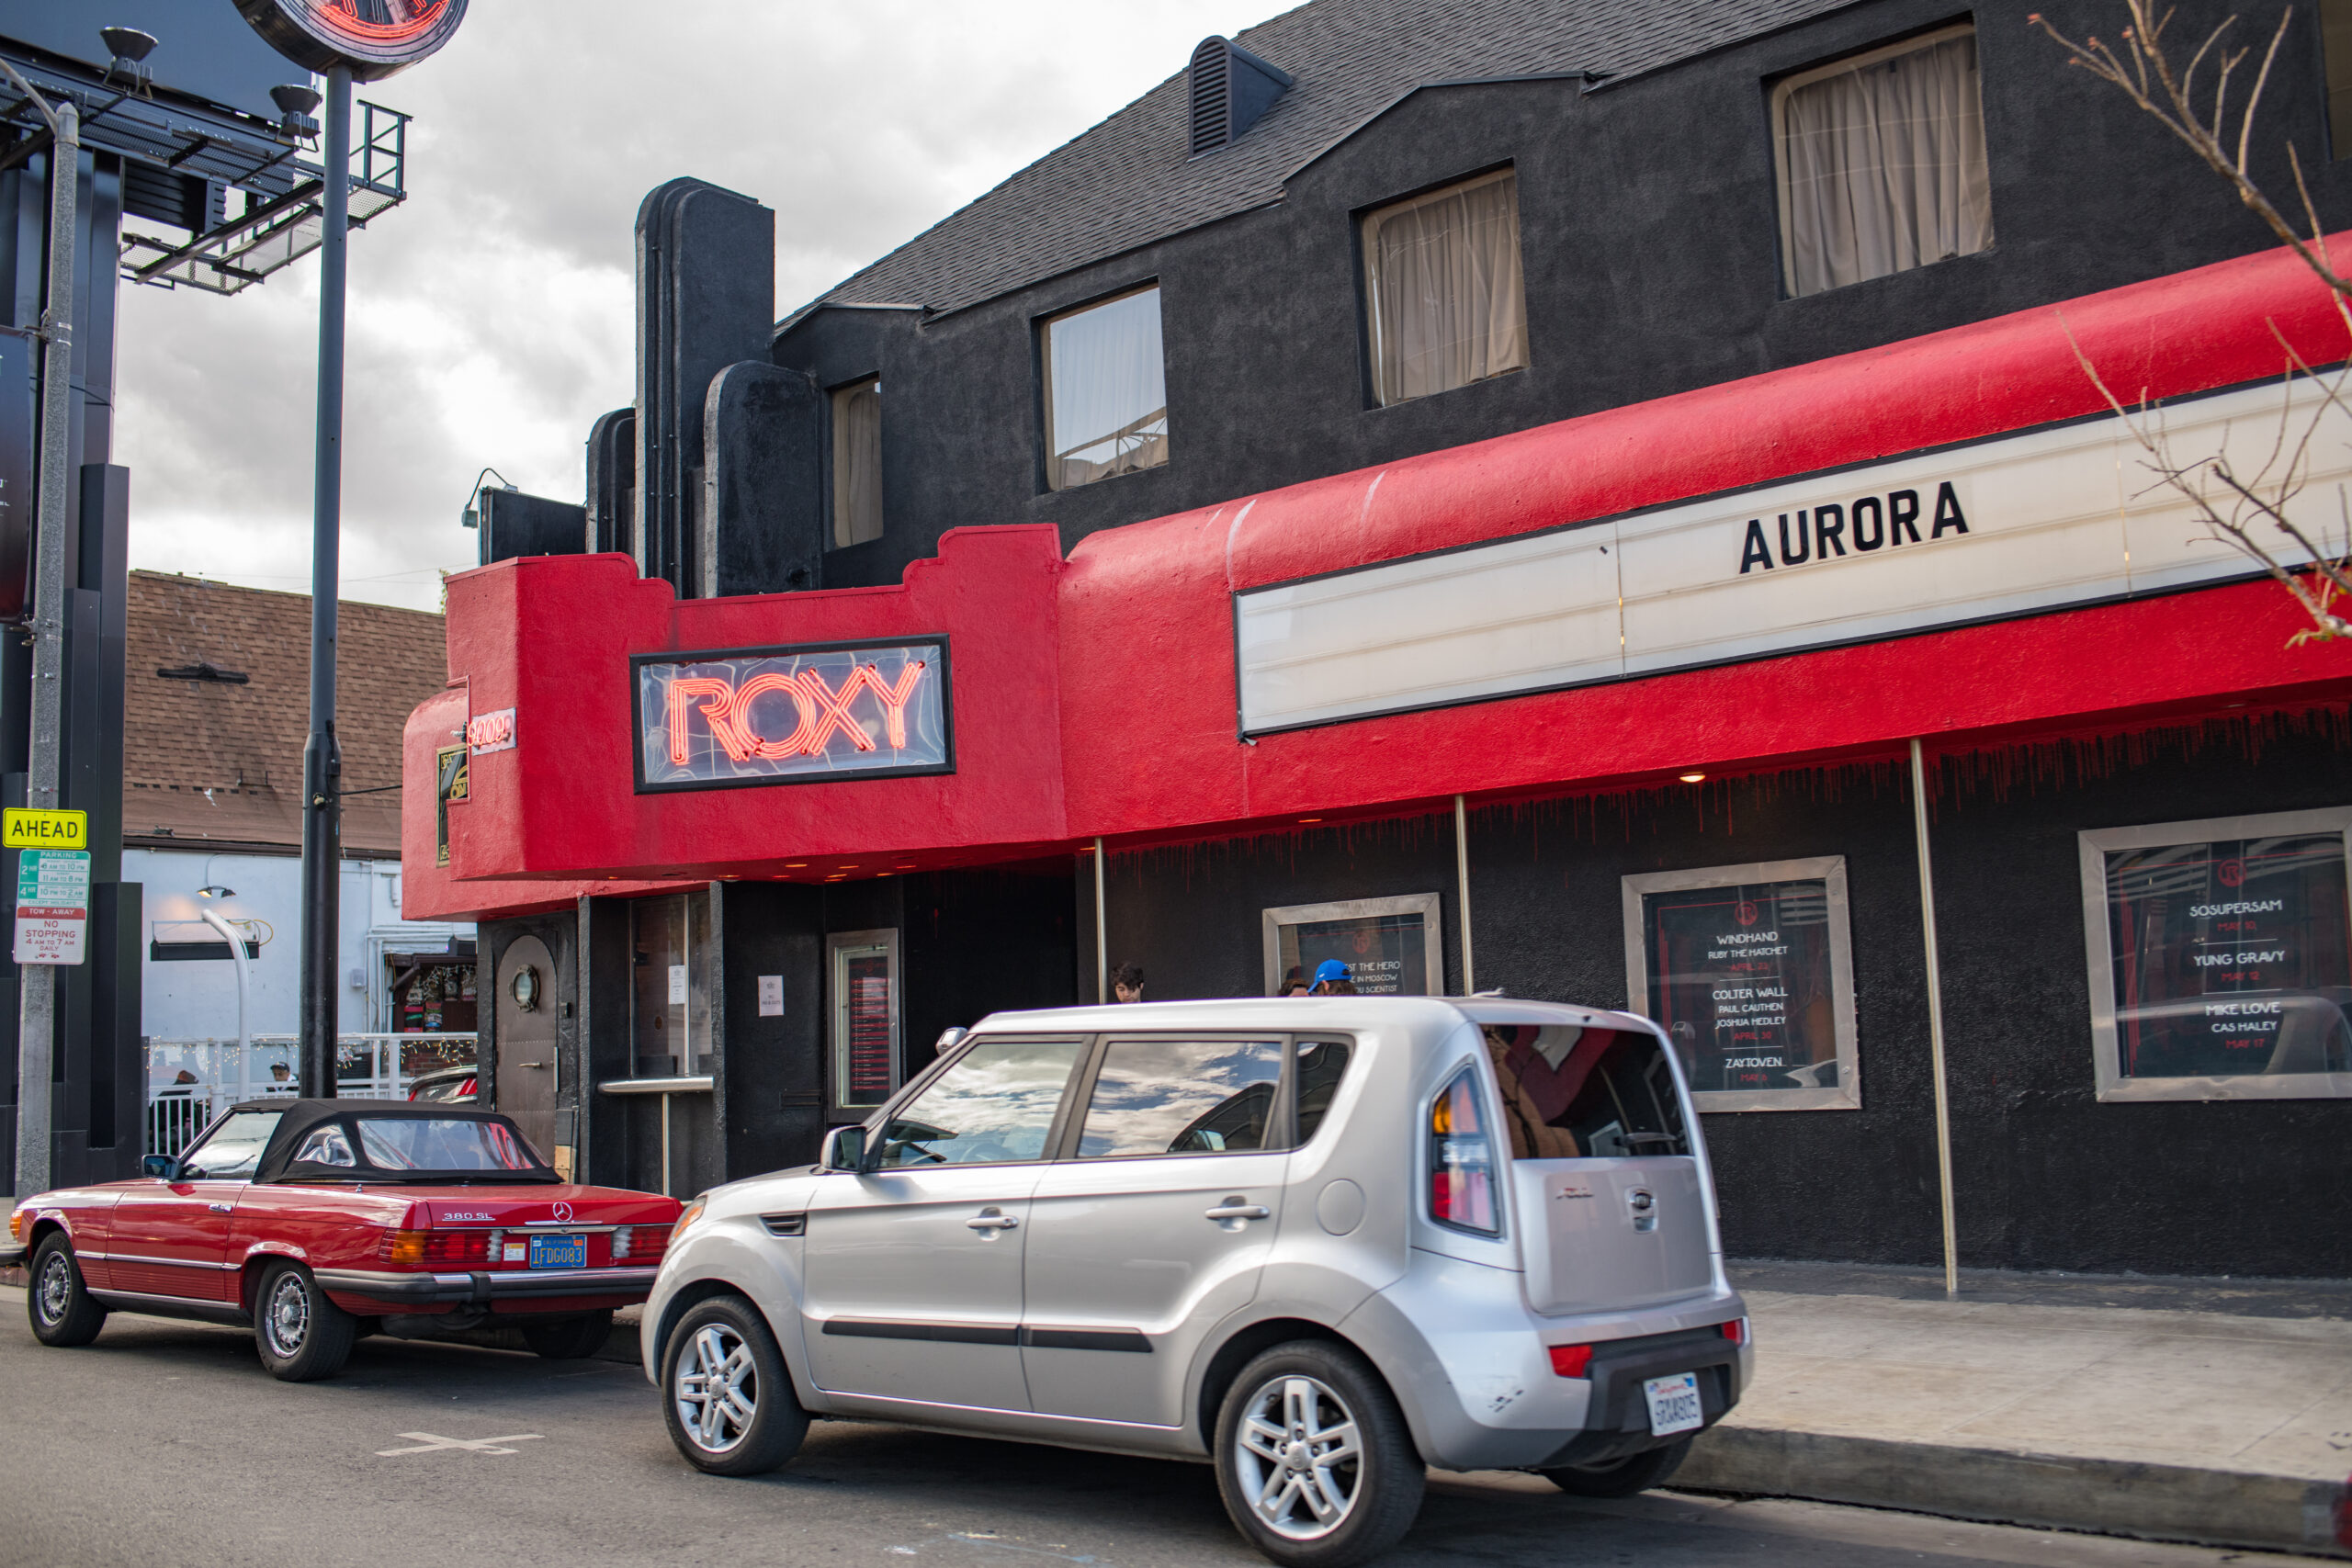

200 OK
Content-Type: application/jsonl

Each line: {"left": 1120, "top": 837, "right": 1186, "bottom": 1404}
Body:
{"left": 1481, "top": 1021, "right": 1715, "bottom": 1314}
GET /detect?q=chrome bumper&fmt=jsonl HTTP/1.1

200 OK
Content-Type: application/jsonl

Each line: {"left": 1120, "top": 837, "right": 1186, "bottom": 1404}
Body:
{"left": 314, "top": 1265, "right": 660, "bottom": 1304}
{"left": 0, "top": 1243, "right": 25, "bottom": 1269}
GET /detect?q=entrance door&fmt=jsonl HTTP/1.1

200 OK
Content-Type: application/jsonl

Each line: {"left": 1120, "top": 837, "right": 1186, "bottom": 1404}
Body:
{"left": 800, "top": 1035, "right": 1086, "bottom": 1413}
{"left": 496, "top": 936, "right": 559, "bottom": 1162}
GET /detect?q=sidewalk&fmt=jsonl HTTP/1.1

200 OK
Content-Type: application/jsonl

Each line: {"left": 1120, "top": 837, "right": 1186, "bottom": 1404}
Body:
{"left": 1680, "top": 1261, "right": 2352, "bottom": 1560}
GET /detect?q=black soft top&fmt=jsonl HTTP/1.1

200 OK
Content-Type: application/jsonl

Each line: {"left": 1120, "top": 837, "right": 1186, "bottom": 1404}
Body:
{"left": 220, "top": 1098, "right": 558, "bottom": 1185}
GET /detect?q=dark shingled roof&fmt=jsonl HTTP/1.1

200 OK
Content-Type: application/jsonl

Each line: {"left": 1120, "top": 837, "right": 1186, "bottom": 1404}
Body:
{"left": 802, "top": 0, "right": 1854, "bottom": 321}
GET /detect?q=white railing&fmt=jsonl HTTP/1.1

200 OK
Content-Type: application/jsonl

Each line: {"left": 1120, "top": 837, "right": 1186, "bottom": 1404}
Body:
{"left": 143, "top": 1034, "right": 477, "bottom": 1156}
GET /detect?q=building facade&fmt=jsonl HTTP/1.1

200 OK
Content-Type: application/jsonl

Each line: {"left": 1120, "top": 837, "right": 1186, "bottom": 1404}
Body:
{"left": 129, "top": 573, "right": 473, "bottom": 1066}
{"left": 407, "top": 0, "right": 2352, "bottom": 1276}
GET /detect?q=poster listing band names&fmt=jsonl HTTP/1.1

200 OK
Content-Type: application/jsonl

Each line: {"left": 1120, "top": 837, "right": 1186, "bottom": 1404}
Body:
{"left": 1641, "top": 878, "right": 1840, "bottom": 1095}
{"left": 2103, "top": 831, "right": 2351, "bottom": 1079}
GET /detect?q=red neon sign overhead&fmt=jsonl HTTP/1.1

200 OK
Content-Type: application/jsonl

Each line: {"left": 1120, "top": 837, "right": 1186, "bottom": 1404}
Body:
{"left": 634, "top": 640, "right": 951, "bottom": 793}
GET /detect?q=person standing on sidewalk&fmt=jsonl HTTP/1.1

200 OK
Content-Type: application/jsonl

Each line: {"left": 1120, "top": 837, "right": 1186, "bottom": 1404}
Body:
{"left": 1112, "top": 963, "right": 1146, "bottom": 1003}
{"left": 1310, "top": 960, "right": 1356, "bottom": 995}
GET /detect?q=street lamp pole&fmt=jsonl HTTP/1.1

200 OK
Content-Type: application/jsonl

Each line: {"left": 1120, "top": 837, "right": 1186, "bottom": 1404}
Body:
{"left": 297, "top": 65, "right": 353, "bottom": 1099}
{"left": 2, "top": 58, "right": 76, "bottom": 1201}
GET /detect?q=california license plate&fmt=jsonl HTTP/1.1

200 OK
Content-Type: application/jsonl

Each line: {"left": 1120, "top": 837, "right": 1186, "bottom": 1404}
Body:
{"left": 1643, "top": 1371, "right": 1703, "bottom": 1436}
{"left": 527, "top": 1233, "right": 587, "bottom": 1269}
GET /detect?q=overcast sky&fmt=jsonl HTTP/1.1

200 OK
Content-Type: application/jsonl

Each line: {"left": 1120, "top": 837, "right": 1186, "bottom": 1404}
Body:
{"left": 116, "top": 1, "right": 1282, "bottom": 612}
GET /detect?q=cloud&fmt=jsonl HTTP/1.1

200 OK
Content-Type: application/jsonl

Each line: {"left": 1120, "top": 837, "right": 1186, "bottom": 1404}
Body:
{"left": 118, "top": 0, "right": 1282, "bottom": 611}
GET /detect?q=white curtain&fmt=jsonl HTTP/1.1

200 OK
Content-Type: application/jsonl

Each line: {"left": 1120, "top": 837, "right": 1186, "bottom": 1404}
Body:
{"left": 1781, "top": 31, "right": 1993, "bottom": 298}
{"left": 831, "top": 378, "right": 882, "bottom": 547}
{"left": 1363, "top": 169, "right": 1527, "bottom": 406}
{"left": 1046, "top": 288, "right": 1169, "bottom": 491}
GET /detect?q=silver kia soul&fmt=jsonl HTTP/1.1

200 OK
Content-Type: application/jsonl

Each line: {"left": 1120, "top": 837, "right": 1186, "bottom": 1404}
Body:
{"left": 645, "top": 998, "right": 1750, "bottom": 1566}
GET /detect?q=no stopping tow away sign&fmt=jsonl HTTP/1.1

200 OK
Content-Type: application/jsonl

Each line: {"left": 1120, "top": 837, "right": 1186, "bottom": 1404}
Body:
{"left": 13, "top": 844, "right": 88, "bottom": 965}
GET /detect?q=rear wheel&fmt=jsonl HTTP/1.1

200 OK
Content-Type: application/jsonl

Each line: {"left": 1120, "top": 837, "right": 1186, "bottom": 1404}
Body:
{"left": 1214, "top": 1340, "right": 1424, "bottom": 1568}
{"left": 661, "top": 1296, "right": 807, "bottom": 1476}
{"left": 26, "top": 1234, "right": 107, "bottom": 1348}
{"left": 253, "top": 1261, "right": 356, "bottom": 1382}
{"left": 522, "top": 1309, "right": 614, "bottom": 1359}
{"left": 1538, "top": 1436, "right": 1691, "bottom": 1497}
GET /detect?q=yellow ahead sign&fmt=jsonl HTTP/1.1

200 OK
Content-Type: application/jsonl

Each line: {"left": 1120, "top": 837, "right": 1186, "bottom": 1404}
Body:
{"left": 3, "top": 808, "right": 85, "bottom": 851}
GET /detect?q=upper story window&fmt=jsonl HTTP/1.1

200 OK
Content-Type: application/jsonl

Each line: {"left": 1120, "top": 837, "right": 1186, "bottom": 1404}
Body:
{"left": 831, "top": 376, "right": 883, "bottom": 547}
{"left": 1043, "top": 286, "right": 1168, "bottom": 491}
{"left": 1361, "top": 168, "right": 1527, "bottom": 407}
{"left": 2324, "top": 0, "right": 2352, "bottom": 158}
{"left": 1774, "top": 23, "right": 1993, "bottom": 299}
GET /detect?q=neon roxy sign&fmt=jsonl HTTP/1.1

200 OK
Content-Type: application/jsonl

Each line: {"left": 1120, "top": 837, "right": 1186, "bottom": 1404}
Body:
{"left": 632, "top": 639, "right": 952, "bottom": 792}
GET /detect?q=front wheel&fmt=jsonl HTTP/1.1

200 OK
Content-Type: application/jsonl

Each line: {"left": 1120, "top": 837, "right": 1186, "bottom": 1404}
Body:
{"left": 27, "top": 1234, "right": 107, "bottom": 1347}
{"left": 661, "top": 1296, "right": 808, "bottom": 1476}
{"left": 252, "top": 1261, "right": 356, "bottom": 1382}
{"left": 1537, "top": 1436, "right": 1691, "bottom": 1497}
{"left": 522, "top": 1309, "right": 614, "bottom": 1359}
{"left": 1214, "top": 1340, "right": 1424, "bottom": 1568}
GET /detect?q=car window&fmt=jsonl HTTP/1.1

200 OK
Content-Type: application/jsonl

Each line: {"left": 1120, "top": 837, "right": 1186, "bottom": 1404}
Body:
{"left": 1295, "top": 1039, "right": 1352, "bottom": 1143}
{"left": 177, "top": 1111, "right": 282, "bottom": 1180}
{"left": 872, "top": 1038, "right": 1084, "bottom": 1168}
{"left": 291, "top": 1125, "right": 357, "bottom": 1168}
{"left": 356, "top": 1117, "right": 543, "bottom": 1172}
{"left": 1483, "top": 1024, "right": 1690, "bottom": 1160}
{"left": 1077, "top": 1038, "right": 1283, "bottom": 1159}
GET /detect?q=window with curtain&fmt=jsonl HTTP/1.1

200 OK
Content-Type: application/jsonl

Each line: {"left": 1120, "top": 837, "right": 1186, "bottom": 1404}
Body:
{"left": 2325, "top": 0, "right": 2352, "bottom": 160}
{"left": 1042, "top": 287, "right": 1169, "bottom": 491}
{"left": 831, "top": 377, "right": 883, "bottom": 547}
{"left": 1360, "top": 168, "right": 1527, "bottom": 408}
{"left": 1775, "top": 25, "right": 1994, "bottom": 299}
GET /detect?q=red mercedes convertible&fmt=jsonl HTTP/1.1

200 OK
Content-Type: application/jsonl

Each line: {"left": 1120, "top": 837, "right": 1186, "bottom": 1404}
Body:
{"left": 3, "top": 1099, "right": 680, "bottom": 1381}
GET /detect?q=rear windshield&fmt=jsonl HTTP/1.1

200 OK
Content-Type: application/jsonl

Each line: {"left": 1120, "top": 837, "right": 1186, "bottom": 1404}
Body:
{"left": 354, "top": 1117, "right": 546, "bottom": 1173}
{"left": 1481, "top": 1024, "right": 1690, "bottom": 1161}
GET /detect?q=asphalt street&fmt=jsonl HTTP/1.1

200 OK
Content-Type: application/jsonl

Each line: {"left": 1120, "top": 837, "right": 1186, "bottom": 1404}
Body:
{"left": 0, "top": 1292, "right": 2335, "bottom": 1568}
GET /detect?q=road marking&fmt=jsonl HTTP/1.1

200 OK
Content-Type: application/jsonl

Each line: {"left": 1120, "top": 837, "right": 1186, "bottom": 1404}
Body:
{"left": 375, "top": 1431, "right": 545, "bottom": 1457}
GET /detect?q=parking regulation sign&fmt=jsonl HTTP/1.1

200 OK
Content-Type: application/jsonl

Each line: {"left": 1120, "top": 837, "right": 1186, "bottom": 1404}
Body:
{"left": 14, "top": 847, "right": 89, "bottom": 965}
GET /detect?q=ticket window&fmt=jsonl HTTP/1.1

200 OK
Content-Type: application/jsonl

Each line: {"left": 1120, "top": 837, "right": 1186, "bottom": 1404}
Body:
{"left": 827, "top": 929, "right": 902, "bottom": 1120}
{"left": 632, "top": 892, "right": 714, "bottom": 1077}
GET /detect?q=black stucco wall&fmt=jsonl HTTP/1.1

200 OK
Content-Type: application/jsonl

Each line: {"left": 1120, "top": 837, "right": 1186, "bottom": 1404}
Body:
{"left": 776, "top": 0, "right": 2352, "bottom": 592}
{"left": 1096, "top": 715, "right": 2352, "bottom": 1279}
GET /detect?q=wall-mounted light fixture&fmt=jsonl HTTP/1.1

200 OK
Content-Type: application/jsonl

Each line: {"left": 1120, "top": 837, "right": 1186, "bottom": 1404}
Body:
{"left": 458, "top": 467, "right": 517, "bottom": 530}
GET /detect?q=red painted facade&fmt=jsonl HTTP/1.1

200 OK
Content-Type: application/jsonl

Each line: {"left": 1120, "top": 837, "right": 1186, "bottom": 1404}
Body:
{"left": 402, "top": 239, "right": 2352, "bottom": 922}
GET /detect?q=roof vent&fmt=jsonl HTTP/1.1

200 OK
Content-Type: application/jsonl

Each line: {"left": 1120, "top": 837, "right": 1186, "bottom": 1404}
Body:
{"left": 1188, "top": 36, "right": 1293, "bottom": 158}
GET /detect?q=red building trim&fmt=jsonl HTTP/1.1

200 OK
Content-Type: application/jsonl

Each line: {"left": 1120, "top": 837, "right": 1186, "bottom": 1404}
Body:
{"left": 403, "top": 239, "right": 2352, "bottom": 921}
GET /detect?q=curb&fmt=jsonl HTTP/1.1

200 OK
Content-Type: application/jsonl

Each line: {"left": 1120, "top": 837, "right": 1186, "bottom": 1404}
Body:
{"left": 1677, "top": 1425, "right": 2352, "bottom": 1561}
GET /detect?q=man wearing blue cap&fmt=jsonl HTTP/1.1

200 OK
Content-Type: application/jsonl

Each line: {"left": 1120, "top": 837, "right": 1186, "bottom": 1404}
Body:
{"left": 1309, "top": 959, "right": 1356, "bottom": 996}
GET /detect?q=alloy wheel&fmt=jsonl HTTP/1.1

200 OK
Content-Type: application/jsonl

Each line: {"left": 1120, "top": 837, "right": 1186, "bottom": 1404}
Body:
{"left": 35, "top": 1251, "right": 71, "bottom": 1325}
{"left": 1232, "top": 1373, "right": 1365, "bottom": 1540}
{"left": 673, "top": 1322, "right": 758, "bottom": 1453}
{"left": 264, "top": 1271, "right": 311, "bottom": 1358}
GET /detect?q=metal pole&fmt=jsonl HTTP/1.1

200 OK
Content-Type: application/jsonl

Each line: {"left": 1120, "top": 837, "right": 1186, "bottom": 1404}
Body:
{"left": 1453, "top": 795, "right": 1475, "bottom": 995}
{"left": 6, "top": 73, "right": 75, "bottom": 1202}
{"left": 659, "top": 1092, "right": 673, "bottom": 1198}
{"left": 198, "top": 908, "right": 251, "bottom": 1096}
{"left": 1908, "top": 738, "right": 1962, "bottom": 1299}
{"left": 1092, "top": 838, "right": 1107, "bottom": 1005}
{"left": 298, "top": 68, "right": 354, "bottom": 1099}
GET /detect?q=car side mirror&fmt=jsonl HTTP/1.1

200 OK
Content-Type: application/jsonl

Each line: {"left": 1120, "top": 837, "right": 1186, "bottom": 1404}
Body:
{"left": 821, "top": 1125, "right": 868, "bottom": 1174}
{"left": 141, "top": 1154, "right": 180, "bottom": 1180}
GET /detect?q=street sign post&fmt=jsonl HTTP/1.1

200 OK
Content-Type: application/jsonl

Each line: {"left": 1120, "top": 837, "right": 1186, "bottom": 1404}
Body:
{"left": 13, "top": 846, "right": 89, "bottom": 965}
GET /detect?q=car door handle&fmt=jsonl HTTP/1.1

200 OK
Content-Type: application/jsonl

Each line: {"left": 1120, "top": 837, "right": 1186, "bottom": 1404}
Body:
{"left": 207, "top": 1202, "right": 232, "bottom": 1214}
{"left": 966, "top": 1211, "right": 1019, "bottom": 1231}
{"left": 1204, "top": 1201, "right": 1271, "bottom": 1222}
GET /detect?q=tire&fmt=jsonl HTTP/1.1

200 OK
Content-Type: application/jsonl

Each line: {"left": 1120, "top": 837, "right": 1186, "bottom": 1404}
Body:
{"left": 26, "top": 1234, "right": 107, "bottom": 1348}
{"left": 252, "top": 1261, "right": 356, "bottom": 1382}
{"left": 1214, "top": 1340, "right": 1425, "bottom": 1568}
{"left": 1538, "top": 1436, "right": 1692, "bottom": 1498}
{"left": 661, "top": 1296, "right": 808, "bottom": 1476}
{"left": 522, "top": 1309, "right": 614, "bottom": 1359}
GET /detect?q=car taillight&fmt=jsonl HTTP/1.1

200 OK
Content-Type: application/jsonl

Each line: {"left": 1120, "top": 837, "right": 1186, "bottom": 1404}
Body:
{"left": 611, "top": 1224, "right": 668, "bottom": 1263}
{"left": 1548, "top": 1344, "right": 1595, "bottom": 1378}
{"left": 1428, "top": 1068, "right": 1498, "bottom": 1235}
{"left": 1722, "top": 1317, "right": 1748, "bottom": 1345}
{"left": 378, "top": 1229, "right": 491, "bottom": 1267}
